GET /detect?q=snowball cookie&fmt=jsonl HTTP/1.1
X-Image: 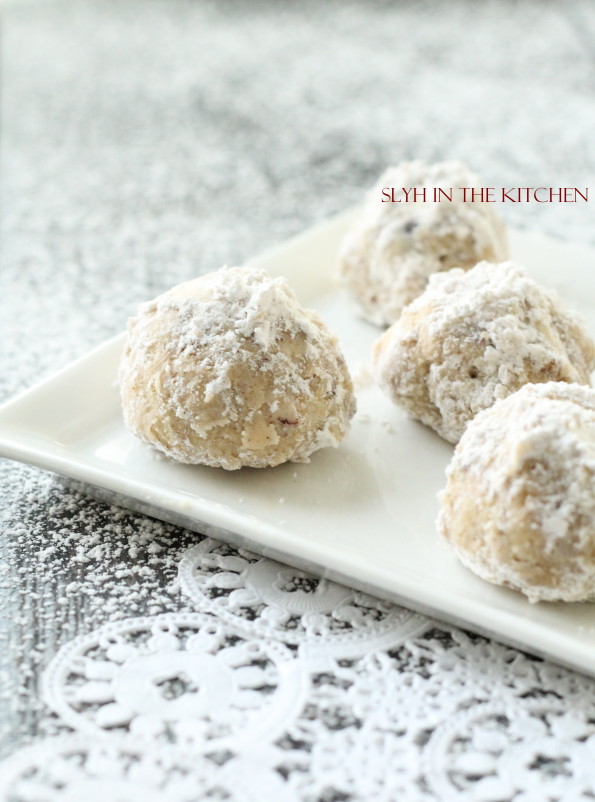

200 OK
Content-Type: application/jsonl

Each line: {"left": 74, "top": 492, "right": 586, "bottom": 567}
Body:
{"left": 373, "top": 260, "right": 595, "bottom": 444}
{"left": 338, "top": 160, "right": 508, "bottom": 326}
{"left": 439, "top": 382, "right": 595, "bottom": 602}
{"left": 120, "top": 266, "right": 356, "bottom": 470}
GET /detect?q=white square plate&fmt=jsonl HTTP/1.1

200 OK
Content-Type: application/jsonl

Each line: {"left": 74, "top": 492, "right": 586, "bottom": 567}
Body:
{"left": 2, "top": 210, "right": 595, "bottom": 675}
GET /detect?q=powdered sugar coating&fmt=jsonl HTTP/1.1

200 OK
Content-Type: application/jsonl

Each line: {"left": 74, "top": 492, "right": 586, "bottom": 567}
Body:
{"left": 438, "top": 382, "right": 595, "bottom": 602}
{"left": 338, "top": 161, "right": 509, "bottom": 326}
{"left": 373, "top": 261, "right": 595, "bottom": 443}
{"left": 120, "top": 266, "right": 356, "bottom": 469}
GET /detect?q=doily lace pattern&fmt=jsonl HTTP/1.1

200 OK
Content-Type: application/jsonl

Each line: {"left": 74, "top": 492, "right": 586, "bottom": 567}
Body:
{"left": 423, "top": 699, "right": 595, "bottom": 802}
{"left": 3, "top": 543, "right": 595, "bottom": 801}
{"left": 0, "top": 735, "right": 296, "bottom": 802}
{"left": 178, "top": 539, "right": 429, "bottom": 667}
{"left": 41, "top": 612, "right": 307, "bottom": 751}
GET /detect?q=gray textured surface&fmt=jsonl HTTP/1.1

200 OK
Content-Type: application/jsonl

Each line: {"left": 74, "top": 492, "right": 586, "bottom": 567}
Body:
{"left": 2, "top": 0, "right": 595, "bottom": 769}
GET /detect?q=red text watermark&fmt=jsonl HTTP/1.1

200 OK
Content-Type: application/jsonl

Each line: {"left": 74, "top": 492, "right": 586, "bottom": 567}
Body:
{"left": 381, "top": 187, "right": 589, "bottom": 203}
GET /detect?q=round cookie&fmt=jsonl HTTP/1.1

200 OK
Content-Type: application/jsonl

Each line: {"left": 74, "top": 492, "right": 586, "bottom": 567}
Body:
{"left": 120, "top": 266, "right": 356, "bottom": 469}
{"left": 373, "top": 260, "right": 595, "bottom": 443}
{"left": 339, "top": 160, "right": 508, "bottom": 326}
{"left": 438, "top": 382, "right": 595, "bottom": 603}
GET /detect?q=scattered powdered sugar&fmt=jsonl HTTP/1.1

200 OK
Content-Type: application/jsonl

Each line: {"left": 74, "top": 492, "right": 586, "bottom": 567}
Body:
{"left": 374, "top": 260, "right": 595, "bottom": 444}
{"left": 439, "top": 382, "right": 595, "bottom": 602}
{"left": 0, "top": 463, "right": 207, "bottom": 752}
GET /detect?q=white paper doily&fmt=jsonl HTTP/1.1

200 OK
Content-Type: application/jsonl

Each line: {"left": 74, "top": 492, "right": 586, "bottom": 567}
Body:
{"left": 41, "top": 612, "right": 308, "bottom": 752}
{"left": 178, "top": 538, "right": 429, "bottom": 667}
{"left": 0, "top": 735, "right": 297, "bottom": 802}
{"left": 3, "top": 550, "right": 595, "bottom": 801}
